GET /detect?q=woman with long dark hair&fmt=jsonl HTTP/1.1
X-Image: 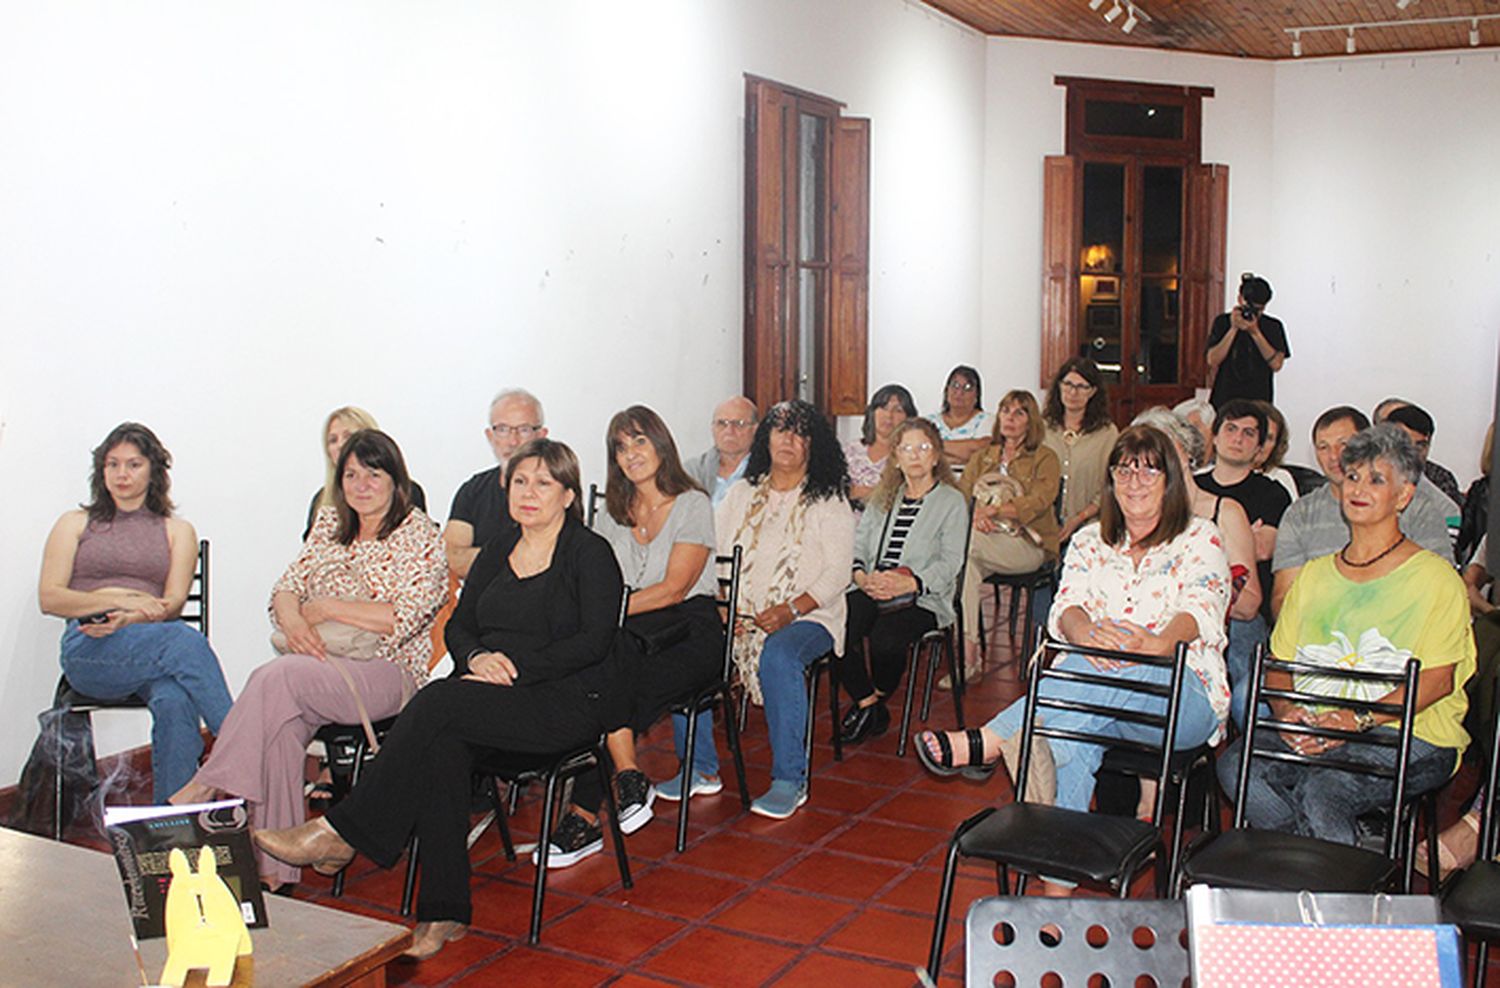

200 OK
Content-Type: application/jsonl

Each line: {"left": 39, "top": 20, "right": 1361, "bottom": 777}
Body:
{"left": 1041, "top": 357, "right": 1118, "bottom": 545}
{"left": 718, "top": 400, "right": 854, "bottom": 819}
{"left": 38, "top": 422, "right": 233, "bottom": 802}
{"left": 170, "top": 430, "right": 447, "bottom": 891}
{"left": 588, "top": 406, "right": 725, "bottom": 826}
{"left": 844, "top": 384, "right": 917, "bottom": 508}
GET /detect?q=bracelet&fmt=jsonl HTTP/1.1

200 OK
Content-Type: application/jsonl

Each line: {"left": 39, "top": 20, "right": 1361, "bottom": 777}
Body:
{"left": 787, "top": 599, "right": 803, "bottom": 619}
{"left": 1353, "top": 709, "right": 1377, "bottom": 732}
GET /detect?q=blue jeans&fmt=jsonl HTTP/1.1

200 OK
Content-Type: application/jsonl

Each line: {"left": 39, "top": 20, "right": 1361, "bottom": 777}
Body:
{"left": 985, "top": 652, "right": 1220, "bottom": 812}
{"left": 1217, "top": 730, "right": 1458, "bottom": 847}
{"left": 1225, "top": 614, "right": 1267, "bottom": 730}
{"left": 758, "top": 621, "right": 835, "bottom": 785}
{"left": 61, "top": 620, "right": 233, "bottom": 802}
{"left": 671, "top": 710, "right": 720, "bottom": 779}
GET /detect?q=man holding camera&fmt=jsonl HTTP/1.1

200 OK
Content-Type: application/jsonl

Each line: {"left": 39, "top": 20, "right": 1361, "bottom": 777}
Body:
{"left": 1205, "top": 273, "right": 1289, "bottom": 410}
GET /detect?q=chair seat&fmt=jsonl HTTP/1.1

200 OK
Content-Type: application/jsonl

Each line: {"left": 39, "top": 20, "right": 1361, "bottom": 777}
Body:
{"left": 958, "top": 803, "right": 1159, "bottom": 886}
{"left": 312, "top": 717, "right": 400, "bottom": 745}
{"left": 1181, "top": 829, "right": 1399, "bottom": 893}
{"left": 54, "top": 676, "right": 147, "bottom": 712}
{"left": 1442, "top": 860, "right": 1500, "bottom": 940}
{"left": 983, "top": 565, "right": 1054, "bottom": 589}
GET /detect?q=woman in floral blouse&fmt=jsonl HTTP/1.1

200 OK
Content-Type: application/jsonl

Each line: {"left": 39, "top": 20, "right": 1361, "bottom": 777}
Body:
{"left": 843, "top": 384, "right": 917, "bottom": 510}
{"left": 171, "top": 429, "right": 447, "bottom": 890}
{"left": 918, "top": 425, "right": 1230, "bottom": 895}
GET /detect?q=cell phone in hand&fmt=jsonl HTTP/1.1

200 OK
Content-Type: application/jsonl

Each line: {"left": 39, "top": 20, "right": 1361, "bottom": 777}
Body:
{"left": 79, "top": 610, "right": 116, "bottom": 624}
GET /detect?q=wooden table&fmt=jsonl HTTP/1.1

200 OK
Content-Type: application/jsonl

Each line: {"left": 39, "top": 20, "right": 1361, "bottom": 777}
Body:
{"left": 0, "top": 826, "right": 411, "bottom": 987}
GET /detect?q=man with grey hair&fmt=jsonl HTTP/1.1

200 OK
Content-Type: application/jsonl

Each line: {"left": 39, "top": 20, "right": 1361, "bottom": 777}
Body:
{"left": 1272, "top": 405, "right": 1455, "bottom": 619}
{"left": 686, "top": 396, "right": 758, "bottom": 505}
{"left": 1173, "top": 395, "right": 1215, "bottom": 464}
{"left": 443, "top": 389, "right": 547, "bottom": 579}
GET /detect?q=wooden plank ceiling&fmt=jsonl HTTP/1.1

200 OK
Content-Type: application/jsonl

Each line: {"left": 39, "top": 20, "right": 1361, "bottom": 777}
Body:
{"left": 922, "top": 0, "right": 1499, "bottom": 59}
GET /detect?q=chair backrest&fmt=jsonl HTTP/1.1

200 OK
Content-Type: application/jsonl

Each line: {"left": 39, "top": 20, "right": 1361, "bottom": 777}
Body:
{"left": 966, "top": 895, "right": 1189, "bottom": 988}
{"left": 1234, "top": 646, "right": 1422, "bottom": 857}
{"left": 953, "top": 496, "right": 978, "bottom": 640}
{"left": 586, "top": 483, "right": 606, "bottom": 529}
{"left": 1474, "top": 669, "right": 1500, "bottom": 862}
{"left": 181, "top": 539, "right": 210, "bottom": 639}
{"left": 714, "top": 546, "right": 743, "bottom": 682}
{"left": 1016, "top": 636, "right": 1192, "bottom": 826}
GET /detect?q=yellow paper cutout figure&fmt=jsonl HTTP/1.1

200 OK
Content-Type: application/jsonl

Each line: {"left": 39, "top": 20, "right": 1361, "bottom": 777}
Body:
{"left": 160, "top": 846, "right": 252, "bottom": 987}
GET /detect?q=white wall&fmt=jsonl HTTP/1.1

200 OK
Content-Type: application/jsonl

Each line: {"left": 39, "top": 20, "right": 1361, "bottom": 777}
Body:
{"left": 979, "top": 37, "right": 1499, "bottom": 473}
{"left": 980, "top": 38, "right": 1277, "bottom": 401}
{"left": 1267, "top": 50, "right": 1500, "bottom": 473}
{"left": 0, "top": 0, "right": 986, "bottom": 782}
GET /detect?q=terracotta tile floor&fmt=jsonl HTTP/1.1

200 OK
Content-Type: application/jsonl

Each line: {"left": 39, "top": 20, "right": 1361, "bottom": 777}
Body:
{"left": 284, "top": 622, "right": 1034, "bottom": 987}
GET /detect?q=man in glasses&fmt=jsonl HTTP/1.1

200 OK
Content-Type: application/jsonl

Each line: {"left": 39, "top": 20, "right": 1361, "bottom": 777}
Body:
{"left": 443, "top": 388, "right": 547, "bottom": 578}
{"left": 686, "top": 396, "right": 759, "bottom": 506}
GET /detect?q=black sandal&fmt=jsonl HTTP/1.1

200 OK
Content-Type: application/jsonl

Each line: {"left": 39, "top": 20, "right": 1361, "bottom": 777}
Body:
{"left": 913, "top": 729, "right": 996, "bottom": 781}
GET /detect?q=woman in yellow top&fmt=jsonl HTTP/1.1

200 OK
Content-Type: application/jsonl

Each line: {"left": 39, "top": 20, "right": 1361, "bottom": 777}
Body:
{"left": 1217, "top": 424, "right": 1475, "bottom": 845}
{"left": 956, "top": 390, "right": 1061, "bottom": 679}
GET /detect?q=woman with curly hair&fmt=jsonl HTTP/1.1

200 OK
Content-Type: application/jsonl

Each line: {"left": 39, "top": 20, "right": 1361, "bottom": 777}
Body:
{"left": 718, "top": 400, "right": 854, "bottom": 818}
{"left": 38, "top": 422, "right": 233, "bottom": 802}
{"left": 1042, "top": 358, "right": 1119, "bottom": 545}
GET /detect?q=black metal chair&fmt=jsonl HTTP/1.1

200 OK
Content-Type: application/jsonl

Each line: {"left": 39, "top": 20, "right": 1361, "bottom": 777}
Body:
{"left": 977, "top": 561, "right": 1056, "bottom": 661}
{"left": 46, "top": 539, "right": 210, "bottom": 839}
{"left": 313, "top": 715, "right": 400, "bottom": 898}
{"left": 925, "top": 636, "right": 1194, "bottom": 980}
{"left": 400, "top": 590, "right": 636, "bottom": 945}
{"left": 895, "top": 497, "right": 976, "bottom": 757}
{"left": 1177, "top": 648, "right": 1425, "bottom": 896}
{"left": 661, "top": 546, "right": 750, "bottom": 851}
{"left": 585, "top": 482, "right": 607, "bottom": 529}
{"left": 964, "top": 895, "right": 1188, "bottom": 988}
{"left": 1094, "top": 741, "right": 1220, "bottom": 894}
{"left": 1442, "top": 671, "right": 1500, "bottom": 988}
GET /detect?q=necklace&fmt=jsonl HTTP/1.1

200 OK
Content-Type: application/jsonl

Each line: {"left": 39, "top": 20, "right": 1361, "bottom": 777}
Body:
{"left": 634, "top": 496, "right": 673, "bottom": 536}
{"left": 1340, "top": 534, "right": 1406, "bottom": 569}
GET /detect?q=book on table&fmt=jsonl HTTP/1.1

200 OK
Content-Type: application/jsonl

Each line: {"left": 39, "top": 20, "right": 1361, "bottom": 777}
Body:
{"left": 103, "top": 798, "right": 268, "bottom": 940}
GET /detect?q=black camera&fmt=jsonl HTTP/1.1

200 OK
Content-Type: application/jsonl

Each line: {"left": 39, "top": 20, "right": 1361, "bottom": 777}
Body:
{"left": 1238, "top": 301, "right": 1259, "bottom": 321}
{"left": 1238, "top": 273, "right": 1273, "bottom": 320}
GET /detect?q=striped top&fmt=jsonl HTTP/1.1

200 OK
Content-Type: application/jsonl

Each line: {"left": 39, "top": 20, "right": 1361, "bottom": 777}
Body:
{"left": 877, "top": 496, "right": 923, "bottom": 569}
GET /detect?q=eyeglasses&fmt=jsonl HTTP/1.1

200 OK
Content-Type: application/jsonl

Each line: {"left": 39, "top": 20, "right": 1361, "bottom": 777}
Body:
{"left": 946, "top": 381, "right": 976, "bottom": 392}
{"left": 1110, "top": 464, "right": 1164, "bottom": 484}
{"left": 713, "top": 418, "right": 756, "bottom": 430}
{"left": 1059, "top": 380, "right": 1095, "bottom": 393}
{"left": 896, "top": 442, "right": 934, "bottom": 457}
{"left": 488, "top": 424, "right": 540, "bottom": 439}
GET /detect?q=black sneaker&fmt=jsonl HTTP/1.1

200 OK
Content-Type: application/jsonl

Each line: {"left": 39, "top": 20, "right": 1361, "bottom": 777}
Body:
{"left": 533, "top": 812, "right": 603, "bottom": 869}
{"left": 615, "top": 769, "right": 655, "bottom": 835}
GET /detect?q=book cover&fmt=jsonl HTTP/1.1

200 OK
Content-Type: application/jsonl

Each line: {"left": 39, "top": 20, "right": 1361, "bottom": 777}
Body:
{"left": 104, "top": 798, "right": 268, "bottom": 940}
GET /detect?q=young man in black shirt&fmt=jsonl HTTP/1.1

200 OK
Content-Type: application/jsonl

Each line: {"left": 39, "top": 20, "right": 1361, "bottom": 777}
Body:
{"left": 1205, "top": 273, "right": 1289, "bottom": 410}
{"left": 1197, "top": 399, "right": 1292, "bottom": 605}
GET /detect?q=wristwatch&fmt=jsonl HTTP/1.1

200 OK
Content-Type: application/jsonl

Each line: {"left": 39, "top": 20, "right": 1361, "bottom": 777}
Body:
{"left": 1353, "top": 709, "right": 1378, "bottom": 732}
{"left": 787, "top": 599, "right": 803, "bottom": 619}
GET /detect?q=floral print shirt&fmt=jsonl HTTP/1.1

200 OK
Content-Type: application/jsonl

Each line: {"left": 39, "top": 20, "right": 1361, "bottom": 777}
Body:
{"left": 1047, "top": 516, "right": 1232, "bottom": 726}
{"left": 271, "top": 506, "right": 448, "bottom": 685}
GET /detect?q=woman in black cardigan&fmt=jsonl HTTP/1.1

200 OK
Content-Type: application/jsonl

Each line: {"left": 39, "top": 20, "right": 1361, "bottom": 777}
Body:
{"left": 256, "top": 439, "right": 624, "bottom": 961}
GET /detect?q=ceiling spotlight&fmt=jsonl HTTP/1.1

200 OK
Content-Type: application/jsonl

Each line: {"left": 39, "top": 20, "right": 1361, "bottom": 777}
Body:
{"left": 1396, "top": 0, "right": 1416, "bottom": 9}
{"left": 1346, "top": 27, "right": 1356, "bottom": 54}
{"left": 1472, "top": 18, "right": 1481, "bottom": 46}
{"left": 1122, "top": 5, "right": 1139, "bottom": 33}
{"left": 1089, "top": 0, "right": 1106, "bottom": 9}
{"left": 1104, "top": 2, "right": 1123, "bottom": 23}
{"left": 1291, "top": 30, "right": 1302, "bottom": 57}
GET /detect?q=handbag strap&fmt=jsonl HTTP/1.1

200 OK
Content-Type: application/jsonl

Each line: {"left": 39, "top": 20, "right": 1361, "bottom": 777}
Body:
{"left": 325, "top": 654, "right": 381, "bottom": 754}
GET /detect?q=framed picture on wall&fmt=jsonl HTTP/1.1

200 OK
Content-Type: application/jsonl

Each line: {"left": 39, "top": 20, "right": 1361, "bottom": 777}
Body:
{"left": 1093, "top": 276, "right": 1120, "bottom": 300}
{"left": 1087, "top": 304, "right": 1120, "bottom": 332}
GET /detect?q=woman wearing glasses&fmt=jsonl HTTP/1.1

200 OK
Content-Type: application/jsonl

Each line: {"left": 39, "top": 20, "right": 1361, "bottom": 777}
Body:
{"left": 838, "top": 419, "right": 967, "bottom": 743}
{"left": 917, "top": 426, "right": 1230, "bottom": 896}
{"left": 927, "top": 365, "right": 992, "bottom": 473}
{"left": 1042, "top": 358, "right": 1118, "bottom": 546}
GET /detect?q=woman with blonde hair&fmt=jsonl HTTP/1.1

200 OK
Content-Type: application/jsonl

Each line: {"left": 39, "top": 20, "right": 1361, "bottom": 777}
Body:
{"left": 954, "top": 390, "right": 1061, "bottom": 682}
{"left": 304, "top": 406, "right": 427, "bottom": 539}
{"left": 838, "top": 417, "right": 967, "bottom": 743}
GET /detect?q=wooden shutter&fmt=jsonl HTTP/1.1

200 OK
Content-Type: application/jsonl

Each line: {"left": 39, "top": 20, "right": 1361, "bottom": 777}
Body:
{"left": 826, "top": 116, "right": 870, "bottom": 416}
{"left": 744, "top": 78, "right": 792, "bottom": 411}
{"left": 1039, "top": 155, "right": 1080, "bottom": 388}
{"left": 1182, "top": 163, "right": 1228, "bottom": 392}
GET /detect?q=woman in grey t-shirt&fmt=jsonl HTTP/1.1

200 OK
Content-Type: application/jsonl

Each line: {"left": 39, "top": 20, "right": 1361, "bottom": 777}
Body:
{"left": 590, "top": 406, "right": 726, "bottom": 832}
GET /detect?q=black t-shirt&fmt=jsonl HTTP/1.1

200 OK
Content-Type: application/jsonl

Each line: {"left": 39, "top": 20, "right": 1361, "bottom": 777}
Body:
{"left": 448, "top": 465, "right": 515, "bottom": 549}
{"left": 1207, "top": 311, "right": 1289, "bottom": 409}
{"left": 1196, "top": 469, "right": 1291, "bottom": 621}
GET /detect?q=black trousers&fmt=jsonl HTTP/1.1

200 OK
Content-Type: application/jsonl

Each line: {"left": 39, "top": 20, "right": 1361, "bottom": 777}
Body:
{"left": 326, "top": 675, "right": 609, "bottom": 923}
{"left": 839, "top": 589, "right": 937, "bottom": 703}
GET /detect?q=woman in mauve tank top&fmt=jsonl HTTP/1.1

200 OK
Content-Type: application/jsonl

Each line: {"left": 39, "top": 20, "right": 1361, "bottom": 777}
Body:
{"left": 38, "top": 422, "right": 233, "bottom": 803}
